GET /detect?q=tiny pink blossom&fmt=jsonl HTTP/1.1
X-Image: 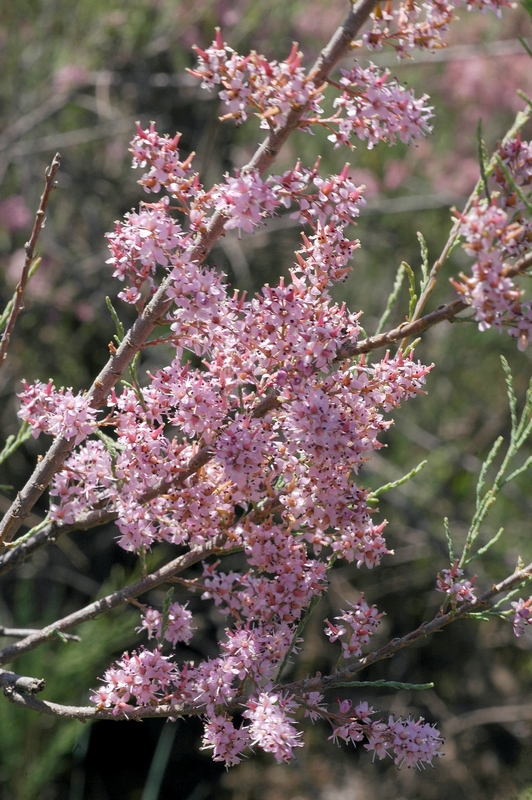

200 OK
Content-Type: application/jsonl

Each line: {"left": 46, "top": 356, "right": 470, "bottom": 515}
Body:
{"left": 436, "top": 560, "right": 477, "bottom": 605}
{"left": 511, "top": 597, "right": 532, "bottom": 637}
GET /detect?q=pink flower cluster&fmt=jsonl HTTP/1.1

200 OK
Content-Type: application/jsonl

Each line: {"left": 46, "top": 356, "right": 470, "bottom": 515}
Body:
{"left": 91, "top": 647, "right": 177, "bottom": 714}
{"left": 70, "top": 153, "right": 432, "bottom": 756}
{"left": 452, "top": 136, "right": 532, "bottom": 350}
{"left": 511, "top": 597, "right": 532, "bottom": 637}
{"left": 190, "top": 33, "right": 323, "bottom": 128}
{"left": 30, "top": 133, "right": 432, "bottom": 756}
{"left": 130, "top": 123, "right": 198, "bottom": 200}
{"left": 436, "top": 560, "right": 477, "bottom": 605}
{"left": 106, "top": 199, "right": 195, "bottom": 305}
{"left": 360, "top": 0, "right": 513, "bottom": 57}
{"left": 19, "top": 12, "right": 494, "bottom": 766}
{"left": 326, "top": 699, "right": 442, "bottom": 768}
{"left": 210, "top": 171, "right": 280, "bottom": 235}
{"left": 190, "top": 33, "right": 432, "bottom": 151}
{"left": 137, "top": 603, "right": 196, "bottom": 646}
{"left": 243, "top": 693, "right": 304, "bottom": 763}
{"left": 325, "top": 595, "right": 385, "bottom": 659}
{"left": 18, "top": 379, "right": 97, "bottom": 445}
{"left": 327, "top": 62, "right": 433, "bottom": 150}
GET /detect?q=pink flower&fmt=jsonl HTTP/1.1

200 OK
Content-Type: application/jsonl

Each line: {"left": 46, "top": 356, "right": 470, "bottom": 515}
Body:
{"left": 325, "top": 595, "right": 385, "bottom": 659}
{"left": 436, "top": 560, "right": 477, "bottom": 605}
{"left": 201, "top": 714, "right": 250, "bottom": 766}
{"left": 211, "top": 170, "right": 281, "bottom": 235}
{"left": 18, "top": 380, "right": 98, "bottom": 445}
{"left": 511, "top": 597, "right": 532, "bottom": 637}
{"left": 91, "top": 647, "right": 178, "bottom": 712}
{"left": 137, "top": 604, "right": 196, "bottom": 645}
{"left": 243, "top": 693, "right": 304, "bottom": 763}
{"left": 328, "top": 62, "right": 433, "bottom": 149}
{"left": 190, "top": 34, "right": 323, "bottom": 129}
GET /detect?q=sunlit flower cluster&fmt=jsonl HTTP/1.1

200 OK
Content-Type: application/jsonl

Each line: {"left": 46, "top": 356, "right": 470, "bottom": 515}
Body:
{"left": 360, "top": 0, "right": 513, "bottom": 57}
{"left": 325, "top": 595, "right": 385, "bottom": 659}
{"left": 18, "top": 379, "right": 97, "bottom": 446}
{"left": 190, "top": 32, "right": 323, "bottom": 128}
{"left": 327, "top": 62, "right": 433, "bottom": 149}
{"left": 452, "top": 136, "right": 532, "bottom": 350}
{"left": 19, "top": 99, "right": 434, "bottom": 761}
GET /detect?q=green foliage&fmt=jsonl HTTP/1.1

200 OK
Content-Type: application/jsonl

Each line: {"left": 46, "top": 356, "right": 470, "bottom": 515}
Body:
{"left": 0, "top": 566, "right": 137, "bottom": 799}
{"left": 522, "top": 0, "right": 532, "bottom": 19}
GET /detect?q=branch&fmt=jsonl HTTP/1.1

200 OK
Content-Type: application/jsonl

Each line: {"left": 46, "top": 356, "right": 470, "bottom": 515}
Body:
{"left": 0, "top": 0, "right": 380, "bottom": 549}
{"left": 0, "top": 508, "right": 116, "bottom": 578}
{"left": 0, "top": 534, "right": 227, "bottom": 665}
{"left": 282, "top": 559, "right": 532, "bottom": 697}
{"left": 444, "top": 702, "right": 532, "bottom": 736}
{"left": 2, "top": 687, "right": 196, "bottom": 721}
{"left": 0, "top": 627, "right": 80, "bottom": 641}
{"left": 338, "top": 298, "right": 468, "bottom": 358}
{"left": 0, "top": 668, "right": 45, "bottom": 694}
{"left": 0, "top": 153, "right": 61, "bottom": 367}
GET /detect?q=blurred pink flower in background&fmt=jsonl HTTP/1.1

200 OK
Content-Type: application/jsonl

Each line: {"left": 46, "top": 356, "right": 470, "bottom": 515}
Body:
{"left": 0, "top": 196, "right": 32, "bottom": 233}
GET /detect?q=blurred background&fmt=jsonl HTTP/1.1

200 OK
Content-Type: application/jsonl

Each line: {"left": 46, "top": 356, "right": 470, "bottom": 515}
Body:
{"left": 1, "top": 1, "right": 532, "bottom": 798}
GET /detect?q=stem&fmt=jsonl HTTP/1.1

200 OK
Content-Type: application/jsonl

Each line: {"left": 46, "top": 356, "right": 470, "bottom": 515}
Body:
{"left": 0, "top": 153, "right": 61, "bottom": 366}
{"left": 0, "top": 534, "right": 226, "bottom": 665}
{"left": 282, "top": 557, "right": 532, "bottom": 696}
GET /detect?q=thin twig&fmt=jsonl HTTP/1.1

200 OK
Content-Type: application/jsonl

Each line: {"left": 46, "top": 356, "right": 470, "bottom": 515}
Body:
{"left": 2, "top": 689, "right": 195, "bottom": 721}
{"left": 403, "top": 102, "right": 532, "bottom": 343}
{"left": 0, "top": 627, "right": 80, "bottom": 641}
{"left": 0, "top": 153, "right": 61, "bottom": 368}
{"left": 0, "top": 534, "right": 227, "bottom": 665}
{"left": 444, "top": 702, "right": 532, "bottom": 736}
{"left": 282, "top": 559, "right": 532, "bottom": 696}
{"left": 0, "top": 508, "right": 116, "bottom": 578}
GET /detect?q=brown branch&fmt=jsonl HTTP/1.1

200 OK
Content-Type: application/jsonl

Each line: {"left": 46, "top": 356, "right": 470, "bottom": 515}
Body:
{"left": 0, "top": 0, "right": 379, "bottom": 550}
{"left": 2, "top": 688, "right": 196, "bottom": 721}
{"left": 0, "top": 508, "right": 117, "bottom": 578}
{"left": 0, "top": 627, "right": 80, "bottom": 641}
{"left": 0, "top": 534, "right": 227, "bottom": 666}
{"left": 0, "top": 668, "right": 45, "bottom": 694}
{"left": 338, "top": 299, "right": 468, "bottom": 358}
{"left": 444, "top": 702, "right": 532, "bottom": 736}
{"left": 282, "top": 560, "right": 532, "bottom": 697}
{"left": 0, "top": 153, "right": 61, "bottom": 368}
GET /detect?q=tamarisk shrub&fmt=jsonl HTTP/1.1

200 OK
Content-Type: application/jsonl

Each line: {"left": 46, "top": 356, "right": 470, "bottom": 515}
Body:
{"left": 1, "top": 0, "right": 532, "bottom": 779}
